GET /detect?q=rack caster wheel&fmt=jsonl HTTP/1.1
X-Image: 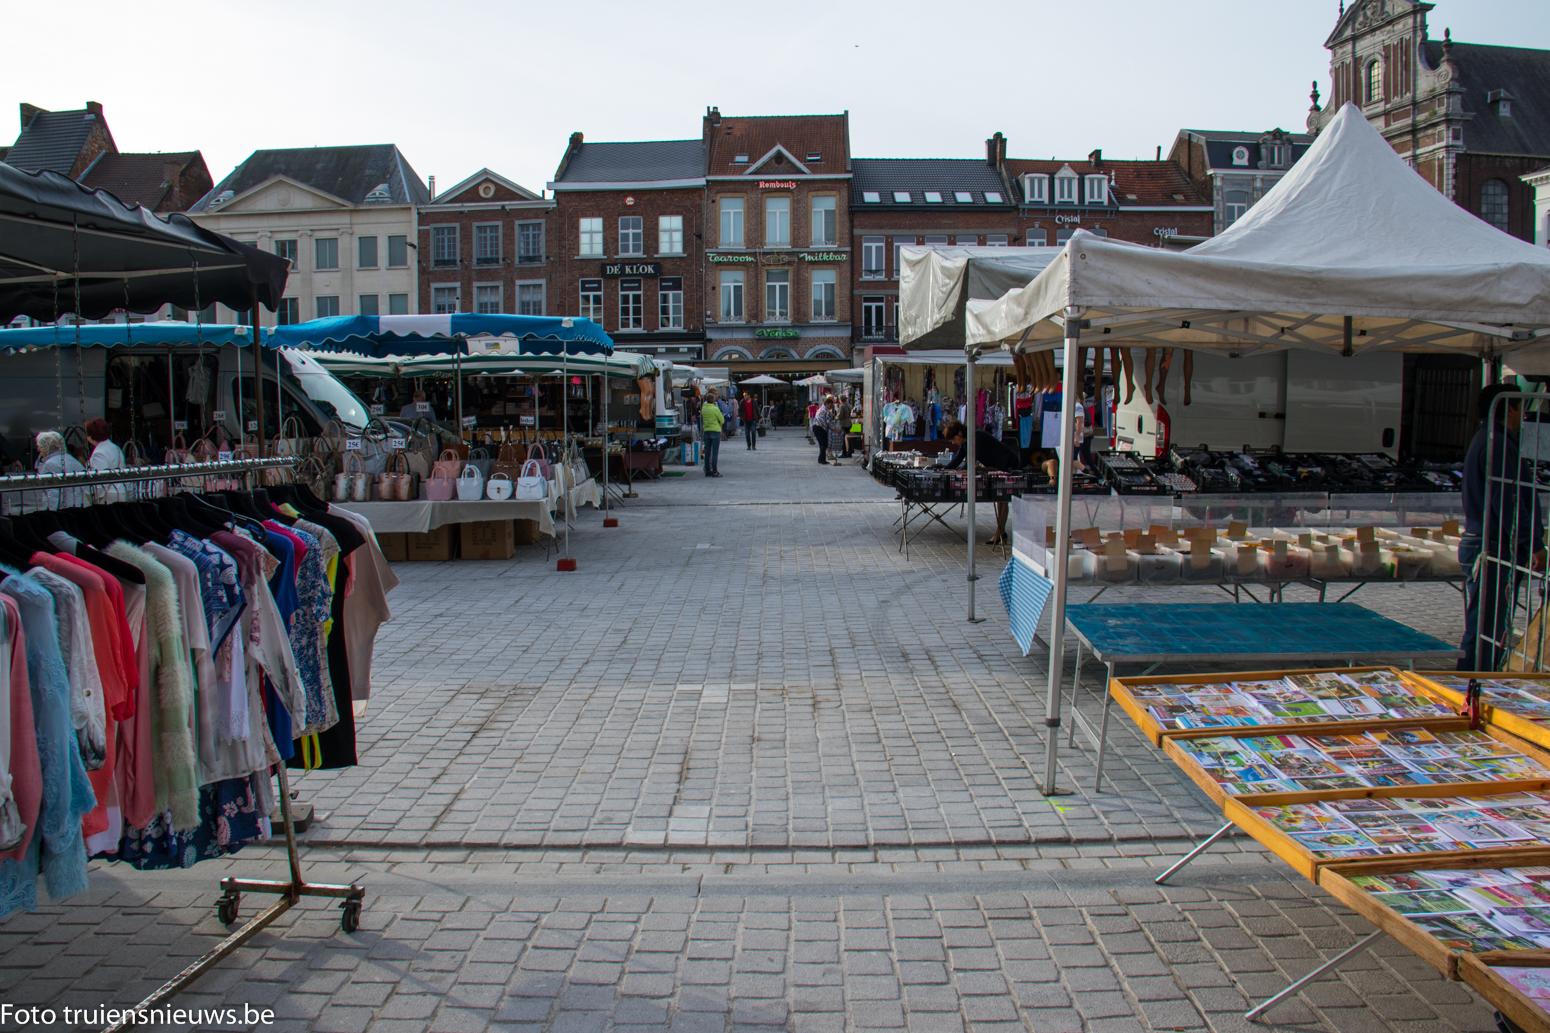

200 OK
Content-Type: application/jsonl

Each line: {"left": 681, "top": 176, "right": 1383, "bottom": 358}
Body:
{"left": 340, "top": 898, "right": 361, "bottom": 933}
{"left": 216, "top": 892, "right": 240, "bottom": 926}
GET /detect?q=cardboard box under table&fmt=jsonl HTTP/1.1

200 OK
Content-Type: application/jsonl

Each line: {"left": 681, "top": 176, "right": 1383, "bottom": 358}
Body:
{"left": 1063, "top": 604, "right": 1461, "bottom": 791}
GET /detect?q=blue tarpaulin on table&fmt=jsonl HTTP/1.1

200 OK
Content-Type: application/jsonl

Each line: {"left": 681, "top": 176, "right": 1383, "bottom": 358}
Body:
{"left": 999, "top": 556, "right": 1054, "bottom": 657}
{"left": 266, "top": 314, "right": 612, "bottom": 357}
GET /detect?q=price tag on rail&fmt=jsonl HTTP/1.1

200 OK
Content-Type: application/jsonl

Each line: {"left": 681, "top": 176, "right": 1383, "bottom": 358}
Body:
{"left": 247, "top": 421, "right": 258, "bottom": 432}
{"left": 462, "top": 416, "right": 477, "bottom": 428}
{"left": 388, "top": 437, "right": 406, "bottom": 450}
{"left": 173, "top": 420, "right": 187, "bottom": 431}
{"left": 520, "top": 415, "right": 535, "bottom": 426}
{"left": 369, "top": 404, "right": 384, "bottom": 416}
{"left": 344, "top": 438, "right": 362, "bottom": 451}
{"left": 217, "top": 451, "right": 233, "bottom": 462}
{"left": 213, "top": 410, "right": 227, "bottom": 423}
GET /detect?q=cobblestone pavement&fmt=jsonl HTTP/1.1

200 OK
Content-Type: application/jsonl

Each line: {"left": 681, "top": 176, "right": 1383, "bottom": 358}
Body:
{"left": 0, "top": 429, "right": 1497, "bottom": 1031}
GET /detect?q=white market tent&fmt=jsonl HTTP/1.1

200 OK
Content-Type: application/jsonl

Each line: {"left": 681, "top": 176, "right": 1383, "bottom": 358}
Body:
{"left": 899, "top": 103, "right": 1550, "bottom": 794}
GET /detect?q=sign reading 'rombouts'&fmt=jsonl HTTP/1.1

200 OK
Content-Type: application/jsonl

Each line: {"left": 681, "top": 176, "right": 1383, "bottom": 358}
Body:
{"left": 758, "top": 180, "right": 798, "bottom": 189}
{"left": 601, "top": 262, "right": 661, "bottom": 277}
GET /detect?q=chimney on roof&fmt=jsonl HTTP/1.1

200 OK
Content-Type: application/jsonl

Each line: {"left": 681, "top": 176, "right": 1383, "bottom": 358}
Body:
{"left": 1156, "top": 145, "right": 1161, "bottom": 160}
{"left": 428, "top": 175, "right": 435, "bottom": 199}
{"left": 708, "top": 106, "right": 721, "bottom": 126}
{"left": 86, "top": 101, "right": 102, "bottom": 116}
{"left": 19, "top": 103, "right": 40, "bottom": 130}
{"left": 986, "top": 132, "right": 1006, "bottom": 169}
{"left": 1089, "top": 148, "right": 1102, "bottom": 168}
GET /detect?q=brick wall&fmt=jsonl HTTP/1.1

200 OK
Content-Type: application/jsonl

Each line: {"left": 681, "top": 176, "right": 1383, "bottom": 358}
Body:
{"left": 1455, "top": 152, "right": 1548, "bottom": 243}
{"left": 418, "top": 179, "right": 556, "bottom": 316}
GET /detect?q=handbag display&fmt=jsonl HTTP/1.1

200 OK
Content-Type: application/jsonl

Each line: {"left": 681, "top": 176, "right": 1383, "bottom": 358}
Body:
{"left": 356, "top": 418, "right": 392, "bottom": 475}
{"left": 431, "top": 448, "right": 463, "bottom": 482}
{"left": 526, "top": 443, "right": 551, "bottom": 480}
{"left": 424, "top": 463, "right": 456, "bottom": 501}
{"left": 313, "top": 419, "right": 347, "bottom": 482}
{"left": 296, "top": 453, "right": 333, "bottom": 502}
{"left": 336, "top": 452, "right": 373, "bottom": 502}
{"left": 378, "top": 452, "right": 413, "bottom": 502}
{"left": 464, "top": 445, "right": 496, "bottom": 483}
{"left": 516, "top": 459, "right": 547, "bottom": 501}
{"left": 485, "top": 472, "right": 514, "bottom": 501}
{"left": 492, "top": 442, "right": 525, "bottom": 484}
{"left": 405, "top": 419, "right": 436, "bottom": 480}
{"left": 456, "top": 462, "right": 485, "bottom": 502}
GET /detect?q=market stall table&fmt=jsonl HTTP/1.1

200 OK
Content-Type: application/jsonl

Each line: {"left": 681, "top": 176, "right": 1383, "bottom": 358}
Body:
{"left": 1062, "top": 602, "right": 1460, "bottom": 791}
{"left": 335, "top": 498, "right": 555, "bottom": 537}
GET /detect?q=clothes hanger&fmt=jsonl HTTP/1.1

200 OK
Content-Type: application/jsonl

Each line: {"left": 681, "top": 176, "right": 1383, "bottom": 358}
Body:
{"left": 92, "top": 502, "right": 146, "bottom": 546}
{"left": 156, "top": 496, "right": 222, "bottom": 539}
{"left": 10, "top": 513, "right": 60, "bottom": 555}
{"left": 130, "top": 501, "right": 174, "bottom": 541}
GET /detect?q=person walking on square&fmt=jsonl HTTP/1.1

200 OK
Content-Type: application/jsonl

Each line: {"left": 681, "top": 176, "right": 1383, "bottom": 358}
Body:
{"left": 812, "top": 396, "right": 835, "bottom": 465}
{"left": 700, "top": 389, "right": 725, "bottom": 477}
{"left": 742, "top": 392, "right": 759, "bottom": 450}
{"left": 837, "top": 395, "right": 854, "bottom": 458}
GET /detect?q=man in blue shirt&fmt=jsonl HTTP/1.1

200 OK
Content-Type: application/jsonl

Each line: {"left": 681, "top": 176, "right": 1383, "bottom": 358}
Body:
{"left": 1459, "top": 384, "right": 1546, "bottom": 670}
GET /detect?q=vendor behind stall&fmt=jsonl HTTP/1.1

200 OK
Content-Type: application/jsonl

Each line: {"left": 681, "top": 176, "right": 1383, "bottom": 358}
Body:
{"left": 943, "top": 420, "right": 1021, "bottom": 547}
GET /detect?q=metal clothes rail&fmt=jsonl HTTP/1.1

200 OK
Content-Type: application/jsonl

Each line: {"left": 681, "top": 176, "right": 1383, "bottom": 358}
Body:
{"left": 0, "top": 458, "right": 366, "bottom": 1033}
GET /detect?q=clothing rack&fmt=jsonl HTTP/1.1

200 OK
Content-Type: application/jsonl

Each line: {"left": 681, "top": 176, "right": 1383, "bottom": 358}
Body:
{"left": 0, "top": 456, "right": 366, "bottom": 1033}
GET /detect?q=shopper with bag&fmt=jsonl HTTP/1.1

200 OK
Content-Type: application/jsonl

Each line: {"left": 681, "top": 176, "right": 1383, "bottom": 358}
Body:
{"left": 811, "top": 397, "right": 835, "bottom": 465}
{"left": 700, "top": 390, "right": 725, "bottom": 478}
{"left": 742, "top": 393, "right": 759, "bottom": 450}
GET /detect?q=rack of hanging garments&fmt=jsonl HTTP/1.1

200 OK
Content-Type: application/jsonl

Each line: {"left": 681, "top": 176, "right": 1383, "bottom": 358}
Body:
{"left": 0, "top": 456, "right": 392, "bottom": 1032}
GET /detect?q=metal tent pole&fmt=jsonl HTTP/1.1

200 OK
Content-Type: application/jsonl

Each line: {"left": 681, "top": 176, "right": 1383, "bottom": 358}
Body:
{"left": 966, "top": 350, "right": 982, "bottom": 623}
{"left": 454, "top": 342, "right": 464, "bottom": 444}
{"left": 563, "top": 349, "right": 569, "bottom": 558}
{"left": 1041, "top": 307, "right": 1083, "bottom": 796}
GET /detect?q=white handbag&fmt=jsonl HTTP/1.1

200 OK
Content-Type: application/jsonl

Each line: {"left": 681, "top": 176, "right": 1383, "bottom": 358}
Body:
{"left": 485, "top": 472, "right": 514, "bottom": 501}
{"left": 516, "top": 459, "right": 547, "bottom": 501}
{"left": 456, "top": 462, "right": 485, "bottom": 501}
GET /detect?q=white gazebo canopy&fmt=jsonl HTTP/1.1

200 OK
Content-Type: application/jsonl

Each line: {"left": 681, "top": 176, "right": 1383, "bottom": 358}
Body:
{"left": 955, "top": 104, "right": 1550, "bottom": 358}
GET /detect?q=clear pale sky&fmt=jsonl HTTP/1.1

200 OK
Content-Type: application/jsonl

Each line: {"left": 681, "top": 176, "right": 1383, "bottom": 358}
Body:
{"left": 3, "top": 0, "right": 1545, "bottom": 197}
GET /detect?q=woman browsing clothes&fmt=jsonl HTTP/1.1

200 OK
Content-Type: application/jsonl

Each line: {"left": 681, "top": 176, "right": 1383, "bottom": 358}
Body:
{"left": 942, "top": 419, "right": 1022, "bottom": 548}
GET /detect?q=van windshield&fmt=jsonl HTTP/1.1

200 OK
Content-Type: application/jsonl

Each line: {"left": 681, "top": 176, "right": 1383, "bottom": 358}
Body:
{"left": 285, "top": 366, "right": 369, "bottom": 429}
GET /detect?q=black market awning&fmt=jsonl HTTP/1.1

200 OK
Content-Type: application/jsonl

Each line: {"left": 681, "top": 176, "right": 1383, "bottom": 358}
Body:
{"left": 0, "top": 163, "right": 290, "bottom": 323}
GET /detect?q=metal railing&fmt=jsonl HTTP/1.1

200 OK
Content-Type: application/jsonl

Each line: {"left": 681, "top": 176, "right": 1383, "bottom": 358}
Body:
{"left": 0, "top": 456, "right": 295, "bottom": 494}
{"left": 1475, "top": 391, "right": 1550, "bottom": 672}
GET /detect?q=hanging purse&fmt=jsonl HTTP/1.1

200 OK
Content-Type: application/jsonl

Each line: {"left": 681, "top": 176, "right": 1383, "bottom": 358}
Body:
{"left": 456, "top": 462, "right": 485, "bottom": 501}
{"left": 516, "top": 459, "right": 547, "bottom": 501}
{"left": 485, "top": 471, "right": 514, "bottom": 501}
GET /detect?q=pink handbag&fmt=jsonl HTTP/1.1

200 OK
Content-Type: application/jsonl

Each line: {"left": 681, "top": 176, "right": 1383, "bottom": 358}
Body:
{"left": 424, "top": 464, "right": 456, "bottom": 501}
{"left": 526, "top": 443, "right": 551, "bottom": 480}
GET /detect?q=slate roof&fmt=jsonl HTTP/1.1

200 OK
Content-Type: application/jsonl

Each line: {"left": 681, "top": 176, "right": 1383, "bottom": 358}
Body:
{"left": 850, "top": 158, "right": 1011, "bottom": 206}
{"left": 707, "top": 114, "right": 848, "bottom": 174}
{"left": 1004, "top": 158, "right": 1209, "bottom": 206}
{"left": 189, "top": 144, "right": 430, "bottom": 212}
{"left": 1427, "top": 40, "right": 1550, "bottom": 157}
{"left": 5, "top": 107, "right": 101, "bottom": 174}
{"left": 79, "top": 151, "right": 206, "bottom": 211}
{"left": 552, "top": 140, "right": 704, "bottom": 184}
{"left": 1174, "top": 130, "right": 1313, "bottom": 174}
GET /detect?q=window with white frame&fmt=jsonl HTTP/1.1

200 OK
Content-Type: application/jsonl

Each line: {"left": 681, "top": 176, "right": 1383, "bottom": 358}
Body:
{"left": 1232, "top": 146, "right": 1250, "bottom": 167}
{"left": 720, "top": 271, "right": 744, "bottom": 321}
{"left": 924, "top": 235, "right": 948, "bottom": 247}
{"left": 765, "top": 196, "right": 790, "bottom": 246}
{"left": 862, "top": 236, "right": 885, "bottom": 278}
{"left": 315, "top": 237, "right": 339, "bottom": 270}
{"left": 474, "top": 285, "right": 502, "bottom": 314}
{"left": 474, "top": 223, "right": 501, "bottom": 266}
{"left": 1055, "top": 230, "right": 1075, "bottom": 245}
{"left": 517, "top": 221, "right": 544, "bottom": 263}
{"left": 956, "top": 235, "right": 976, "bottom": 246}
{"left": 894, "top": 236, "right": 914, "bottom": 279}
{"left": 517, "top": 283, "right": 544, "bottom": 316}
{"left": 431, "top": 226, "right": 458, "bottom": 266}
{"left": 1023, "top": 174, "right": 1047, "bottom": 203}
{"left": 618, "top": 278, "right": 643, "bottom": 329}
{"left": 315, "top": 295, "right": 340, "bottom": 318}
{"left": 1085, "top": 175, "right": 1109, "bottom": 205}
{"left": 432, "top": 286, "right": 459, "bottom": 313}
{"left": 811, "top": 269, "right": 836, "bottom": 321}
{"left": 1055, "top": 173, "right": 1077, "bottom": 203}
{"left": 720, "top": 197, "right": 744, "bottom": 246}
{"left": 765, "top": 269, "right": 789, "bottom": 321}
{"left": 862, "top": 297, "right": 884, "bottom": 338}
{"left": 388, "top": 293, "right": 409, "bottom": 315}
{"left": 986, "top": 234, "right": 1008, "bottom": 246}
{"left": 1481, "top": 179, "right": 1510, "bottom": 232}
{"left": 618, "top": 216, "right": 644, "bottom": 256}
{"left": 658, "top": 215, "right": 683, "bottom": 255}
{"left": 579, "top": 279, "right": 602, "bottom": 322}
{"left": 1224, "top": 190, "right": 1250, "bottom": 227}
{"left": 578, "top": 217, "right": 603, "bottom": 256}
{"left": 810, "top": 195, "right": 836, "bottom": 245}
{"left": 1024, "top": 229, "right": 1047, "bottom": 246}
{"left": 659, "top": 276, "right": 683, "bottom": 328}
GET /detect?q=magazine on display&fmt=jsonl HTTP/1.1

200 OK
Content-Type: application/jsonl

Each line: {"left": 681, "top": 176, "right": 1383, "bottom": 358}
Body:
{"left": 1128, "top": 670, "right": 1453, "bottom": 732}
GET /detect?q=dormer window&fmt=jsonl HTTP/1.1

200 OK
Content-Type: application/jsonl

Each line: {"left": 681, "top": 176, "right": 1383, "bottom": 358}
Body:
{"left": 1023, "top": 174, "right": 1047, "bottom": 204}
{"left": 954, "top": 191, "right": 973, "bottom": 203}
{"left": 1084, "top": 175, "right": 1108, "bottom": 205}
{"left": 924, "top": 191, "right": 943, "bottom": 203}
{"left": 1266, "top": 143, "right": 1291, "bottom": 168}
{"left": 893, "top": 191, "right": 912, "bottom": 203}
{"left": 1054, "top": 169, "right": 1078, "bottom": 203}
{"left": 1232, "top": 146, "right": 1250, "bottom": 167}
{"left": 862, "top": 191, "right": 880, "bottom": 203}
{"left": 984, "top": 192, "right": 1002, "bottom": 203}
{"left": 733, "top": 153, "right": 749, "bottom": 164}
{"left": 806, "top": 151, "right": 822, "bottom": 162}
{"left": 1489, "top": 90, "right": 1514, "bottom": 117}
{"left": 364, "top": 183, "right": 392, "bottom": 203}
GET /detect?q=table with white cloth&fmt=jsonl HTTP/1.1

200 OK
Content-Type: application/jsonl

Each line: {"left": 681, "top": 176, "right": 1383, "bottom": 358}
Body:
{"left": 335, "top": 498, "right": 555, "bottom": 537}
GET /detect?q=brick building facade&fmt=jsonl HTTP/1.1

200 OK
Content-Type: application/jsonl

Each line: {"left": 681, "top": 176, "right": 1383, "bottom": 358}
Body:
{"left": 547, "top": 136, "right": 706, "bottom": 364}
{"left": 417, "top": 170, "right": 554, "bottom": 319}
{"left": 1309, "top": 0, "right": 1550, "bottom": 242}
{"left": 1007, "top": 145, "right": 1213, "bottom": 250}
{"left": 701, "top": 110, "right": 853, "bottom": 364}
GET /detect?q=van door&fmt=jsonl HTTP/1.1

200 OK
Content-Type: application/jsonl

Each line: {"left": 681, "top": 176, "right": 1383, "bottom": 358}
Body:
{"left": 226, "top": 375, "right": 324, "bottom": 447}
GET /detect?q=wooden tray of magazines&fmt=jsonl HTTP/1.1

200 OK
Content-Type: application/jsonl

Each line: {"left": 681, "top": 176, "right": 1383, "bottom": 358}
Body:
{"left": 1112, "top": 666, "right": 1465, "bottom": 748}
{"left": 1459, "top": 951, "right": 1550, "bottom": 1033}
{"left": 1223, "top": 782, "right": 1550, "bottom": 882}
{"left": 1162, "top": 718, "right": 1550, "bottom": 808}
{"left": 1318, "top": 848, "right": 1550, "bottom": 979}
{"left": 1405, "top": 671, "right": 1550, "bottom": 753}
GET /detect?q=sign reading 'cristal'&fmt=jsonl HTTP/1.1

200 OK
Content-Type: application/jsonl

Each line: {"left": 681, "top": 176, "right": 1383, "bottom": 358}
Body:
{"left": 601, "top": 262, "right": 661, "bottom": 277}
{"left": 758, "top": 180, "right": 798, "bottom": 189}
